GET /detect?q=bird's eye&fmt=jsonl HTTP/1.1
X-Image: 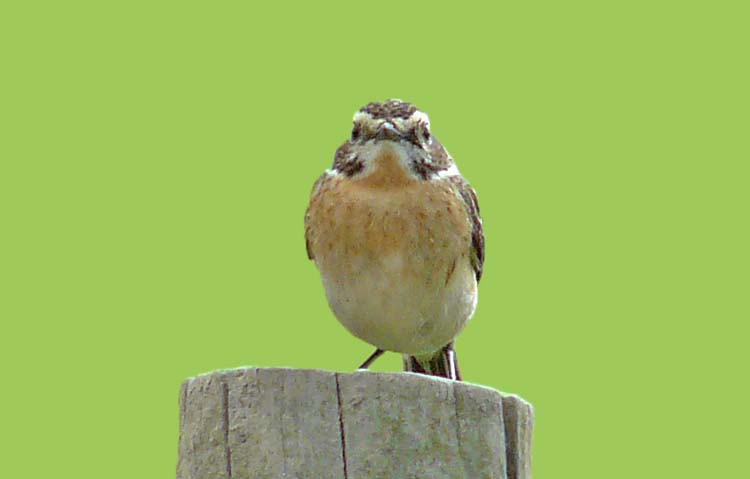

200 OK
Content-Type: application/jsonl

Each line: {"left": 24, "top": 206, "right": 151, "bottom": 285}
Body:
{"left": 351, "top": 123, "right": 361, "bottom": 141}
{"left": 421, "top": 124, "right": 431, "bottom": 143}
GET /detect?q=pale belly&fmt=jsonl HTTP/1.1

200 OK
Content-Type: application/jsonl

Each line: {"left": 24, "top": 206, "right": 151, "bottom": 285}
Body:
{"left": 320, "top": 252, "right": 477, "bottom": 355}
{"left": 306, "top": 174, "right": 477, "bottom": 355}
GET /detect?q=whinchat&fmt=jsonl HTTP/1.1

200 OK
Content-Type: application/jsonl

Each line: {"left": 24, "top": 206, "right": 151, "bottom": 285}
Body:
{"left": 305, "top": 100, "right": 484, "bottom": 380}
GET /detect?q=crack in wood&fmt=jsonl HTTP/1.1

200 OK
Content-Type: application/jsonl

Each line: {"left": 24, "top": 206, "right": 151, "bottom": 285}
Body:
{"left": 503, "top": 396, "right": 518, "bottom": 479}
{"left": 451, "top": 383, "right": 469, "bottom": 478}
{"left": 334, "top": 373, "right": 349, "bottom": 479}
{"left": 222, "top": 381, "right": 232, "bottom": 479}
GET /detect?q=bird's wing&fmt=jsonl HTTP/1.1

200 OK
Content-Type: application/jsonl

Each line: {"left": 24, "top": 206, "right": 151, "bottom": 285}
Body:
{"left": 304, "top": 172, "right": 333, "bottom": 260}
{"left": 448, "top": 175, "right": 485, "bottom": 282}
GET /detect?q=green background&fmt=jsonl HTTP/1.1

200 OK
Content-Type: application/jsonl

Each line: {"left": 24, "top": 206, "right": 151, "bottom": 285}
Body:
{"left": 1, "top": 1, "right": 747, "bottom": 477}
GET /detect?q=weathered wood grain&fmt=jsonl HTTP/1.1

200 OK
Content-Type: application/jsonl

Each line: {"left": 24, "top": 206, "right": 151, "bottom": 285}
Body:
{"left": 177, "top": 368, "right": 533, "bottom": 479}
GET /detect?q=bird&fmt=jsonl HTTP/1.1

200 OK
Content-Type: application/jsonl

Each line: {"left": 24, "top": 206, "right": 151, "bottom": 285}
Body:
{"left": 304, "top": 99, "right": 484, "bottom": 380}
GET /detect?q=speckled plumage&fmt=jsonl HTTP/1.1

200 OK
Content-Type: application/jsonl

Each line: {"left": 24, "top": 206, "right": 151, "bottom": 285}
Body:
{"left": 305, "top": 100, "right": 484, "bottom": 379}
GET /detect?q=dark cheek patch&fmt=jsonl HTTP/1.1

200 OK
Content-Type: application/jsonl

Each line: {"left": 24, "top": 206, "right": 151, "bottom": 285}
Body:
{"left": 409, "top": 139, "right": 454, "bottom": 180}
{"left": 411, "top": 159, "right": 433, "bottom": 180}
{"left": 332, "top": 142, "right": 364, "bottom": 177}
{"left": 340, "top": 159, "right": 364, "bottom": 177}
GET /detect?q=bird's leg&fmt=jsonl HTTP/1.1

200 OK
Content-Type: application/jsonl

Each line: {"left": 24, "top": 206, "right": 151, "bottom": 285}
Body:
{"left": 403, "top": 342, "right": 462, "bottom": 381}
{"left": 358, "top": 348, "right": 385, "bottom": 370}
{"left": 443, "top": 342, "right": 462, "bottom": 381}
{"left": 403, "top": 354, "right": 429, "bottom": 374}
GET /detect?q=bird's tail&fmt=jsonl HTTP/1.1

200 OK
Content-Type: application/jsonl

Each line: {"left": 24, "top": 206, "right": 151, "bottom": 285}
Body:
{"left": 403, "top": 342, "right": 462, "bottom": 381}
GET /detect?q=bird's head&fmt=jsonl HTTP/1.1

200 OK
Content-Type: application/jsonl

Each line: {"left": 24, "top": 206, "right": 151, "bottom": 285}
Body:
{"left": 331, "top": 99, "right": 456, "bottom": 183}
{"left": 351, "top": 99, "right": 432, "bottom": 147}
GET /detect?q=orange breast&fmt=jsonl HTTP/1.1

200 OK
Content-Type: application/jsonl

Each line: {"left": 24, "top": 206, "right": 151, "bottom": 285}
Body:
{"left": 306, "top": 162, "right": 471, "bottom": 282}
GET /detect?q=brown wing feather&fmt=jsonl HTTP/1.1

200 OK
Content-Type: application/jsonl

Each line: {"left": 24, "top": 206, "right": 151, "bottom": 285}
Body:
{"left": 304, "top": 172, "right": 332, "bottom": 260}
{"left": 448, "top": 176, "right": 485, "bottom": 281}
{"left": 305, "top": 234, "right": 314, "bottom": 260}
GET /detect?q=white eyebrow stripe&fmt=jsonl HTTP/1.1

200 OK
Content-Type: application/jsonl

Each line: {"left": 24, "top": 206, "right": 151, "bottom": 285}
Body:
{"left": 408, "top": 110, "right": 430, "bottom": 126}
{"left": 435, "top": 163, "right": 460, "bottom": 178}
{"left": 353, "top": 111, "right": 374, "bottom": 122}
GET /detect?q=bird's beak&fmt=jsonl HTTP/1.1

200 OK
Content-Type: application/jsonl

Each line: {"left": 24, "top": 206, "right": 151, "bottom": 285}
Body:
{"left": 376, "top": 121, "right": 401, "bottom": 141}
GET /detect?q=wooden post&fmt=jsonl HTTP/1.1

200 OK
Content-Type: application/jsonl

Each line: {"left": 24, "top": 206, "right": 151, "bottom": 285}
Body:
{"left": 177, "top": 368, "right": 533, "bottom": 479}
